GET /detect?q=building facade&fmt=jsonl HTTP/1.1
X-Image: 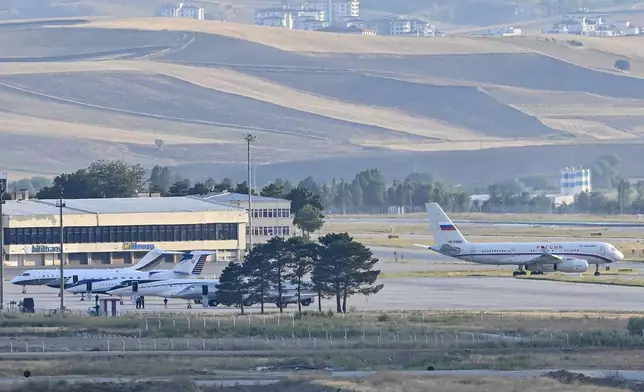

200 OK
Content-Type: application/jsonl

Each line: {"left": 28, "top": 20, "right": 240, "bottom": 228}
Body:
{"left": 560, "top": 167, "right": 591, "bottom": 196}
{"left": 1, "top": 197, "right": 246, "bottom": 267}
{"left": 199, "top": 192, "right": 293, "bottom": 244}
{"left": 254, "top": 5, "right": 326, "bottom": 30}
{"left": 157, "top": 3, "right": 205, "bottom": 20}
{"left": 307, "top": 0, "right": 359, "bottom": 25}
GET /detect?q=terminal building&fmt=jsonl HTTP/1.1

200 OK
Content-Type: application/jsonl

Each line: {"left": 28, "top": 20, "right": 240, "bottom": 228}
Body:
{"left": 199, "top": 192, "right": 294, "bottom": 244}
{"left": 1, "top": 196, "right": 247, "bottom": 267}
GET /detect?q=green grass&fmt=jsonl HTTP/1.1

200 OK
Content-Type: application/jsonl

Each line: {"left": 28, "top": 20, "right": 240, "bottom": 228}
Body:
{"left": 518, "top": 274, "right": 644, "bottom": 287}
{"left": 329, "top": 211, "right": 644, "bottom": 223}
{"left": 380, "top": 269, "right": 512, "bottom": 278}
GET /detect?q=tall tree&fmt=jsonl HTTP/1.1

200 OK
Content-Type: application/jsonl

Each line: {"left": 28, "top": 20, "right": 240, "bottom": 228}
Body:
{"left": 265, "top": 237, "right": 290, "bottom": 313}
{"left": 168, "top": 179, "right": 192, "bottom": 196}
{"left": 285, "top": 187, "right": 324, "bottom": 214}
{"left": 205, "top": 177, "right": 216, "bottom": 192}
{"left": 316, "top": 233, "right": 383, "bottom": 313}
{"left": 261, "top": 180, "right": 285, "bottom": 198}
{"left": 293, "top": 204, "right": 324, "bottom": 236}
{"left": 87, "top": 160, "right": 147, "bottom": 198}
{"left": 286, "top": 237, "right": 318, "bottom": 314}
{"left": 188, "top": 182, "right": 209, "bottom": 195}
{"left": 215, "top": 262, "right": 247, "bottom": 314}
{"left": 36, "top": 169, "right": 98, "bottom": 199}
{"left": 243, "top": 244, "right": 273, "bottom": 314}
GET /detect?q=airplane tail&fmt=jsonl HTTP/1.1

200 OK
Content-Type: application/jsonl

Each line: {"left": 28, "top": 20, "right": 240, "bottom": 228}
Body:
{"left": 425, "top": 202, "right": 468, "bottom": 246}
{"left": 130, "top": 249, "right": 183, "bottom": 271}
{"left": 171, "top": 251, "right": 214, "bottom": 276}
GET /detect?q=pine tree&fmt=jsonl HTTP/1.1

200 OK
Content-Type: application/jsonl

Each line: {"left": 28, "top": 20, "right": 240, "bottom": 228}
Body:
{"left": 316, "top": 233, "right": 383, "bottom": 313}
{"left": 215, "top": 262, "right": 247, "bottom": 314}
{"left": 285, "top": 236, "right": 318, "bottom": 314}
{"left": 243, "top": 243, "right": 274, "bottom": 314}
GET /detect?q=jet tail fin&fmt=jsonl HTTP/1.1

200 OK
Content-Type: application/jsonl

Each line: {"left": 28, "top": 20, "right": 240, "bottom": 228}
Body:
{"left": 425, "top": 202, "right": 468, "bottom": 246}
{"left": 130, "top": 249, "right": 183, "bottom": 271}
{"left": 171, "top": 251, "right": 214, "bottom": 276}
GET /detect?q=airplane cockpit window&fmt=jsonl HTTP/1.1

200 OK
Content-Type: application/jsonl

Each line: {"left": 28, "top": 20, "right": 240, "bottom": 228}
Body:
{"left": 20, "top": 272, "right": 30, "bottom": 276}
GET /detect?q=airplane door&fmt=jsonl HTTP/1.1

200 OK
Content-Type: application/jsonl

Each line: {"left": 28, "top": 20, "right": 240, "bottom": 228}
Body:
{"left": 132, "top": 281, "right": 139, "bottom": 293}
{"left": 600, "top": 246, "right": 606, "bottom": 256}
{"left": 72, "top": 275, "right": 78, "bottom": 284}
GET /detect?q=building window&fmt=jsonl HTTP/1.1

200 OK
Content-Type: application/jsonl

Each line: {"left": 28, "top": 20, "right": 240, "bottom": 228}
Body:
{"left": 3, "top": 223, "right": 240, "bottom": 245}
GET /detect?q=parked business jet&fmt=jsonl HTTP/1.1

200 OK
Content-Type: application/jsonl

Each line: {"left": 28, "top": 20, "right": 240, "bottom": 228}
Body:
{"left": 414, "top": 202, "right": 624, "bottom": 277}
{"left": 10, "top": 248, "right": 180, "bottom": 294}
{"left": 60, "top": 251, "right": 213, "bottom": 300}
{"left": 106, "top": 278, "right": 223, "bottom": 308}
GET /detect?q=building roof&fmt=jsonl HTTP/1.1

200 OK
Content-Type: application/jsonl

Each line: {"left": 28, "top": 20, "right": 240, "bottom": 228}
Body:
{"left": 198, "top": 192, "right": 289, "bottom": 203}
{"left": 2, "top": 196, "right": 244, "bottom": 216}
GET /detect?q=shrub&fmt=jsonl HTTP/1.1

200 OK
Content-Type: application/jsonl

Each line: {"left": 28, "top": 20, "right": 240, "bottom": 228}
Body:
{"left": 615, "top": 59, "right": 631, "bottom": 72}
{"left": 567, "top": 39, "right": 583, "bottom": 46}
{"left": 626, "top": 317, "right": 644, "bottom": 336}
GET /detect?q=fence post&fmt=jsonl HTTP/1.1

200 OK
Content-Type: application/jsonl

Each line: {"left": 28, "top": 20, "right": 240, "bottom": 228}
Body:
{"left": 137, "top": 338, "right": 141, "bottom": 352}
{"left": 121, "top": 338, "right": 126, "bottom": 352}
{"left": 172, "top": 319, "right": 176, "bottom": 329}
{"left": 154, "top": 339, "right": 157, "bottom": 351}
{"left": 203, "top": 317, "right": 206, "bottom": 328}
{"left": 425, "top": 334, "right": 428, "bottom": 347}
{"left": 145, "top": 320, "right": 149, "bottom": 332}
{"left": 106, "top": 340, "right": 110, "bottom": 352}
{"left": 25, "top": 341, "right": 29, "bottom": 353}
{"left": 9, "top": 342, "right": 12, "bottom": 353}
{"left": 41, "top": 341, "right": 45, "bottom": 352}
{"left": 202, "top": 338, "right": 206, "bottom": 350}
{"left": 187, "top": 318, "right": 191, "bottom": 329}
{"left": 186, "top": 338, "right": 190, "bottom": 349}
{"left": 170, "top": 338, "right": 174, "bottom": 351}
{"left": 313, "top": 337, "right": 317, "bottom": 348}
{"left": 158, "top": 319, "right": 162, "bottom": 329}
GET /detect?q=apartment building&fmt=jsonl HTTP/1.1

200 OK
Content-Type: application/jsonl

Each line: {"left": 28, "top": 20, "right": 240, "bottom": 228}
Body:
{"left": 369, "top": 16, "right": 436, "bottom": 36}
{"left": 254, "top": 5, "right": 326, "bottom": 30}
{"left": 157, "top": 2, "right": 205, "bottom": 20}
{"left": 306, "top": 0, "right": 359, "bottom": 24}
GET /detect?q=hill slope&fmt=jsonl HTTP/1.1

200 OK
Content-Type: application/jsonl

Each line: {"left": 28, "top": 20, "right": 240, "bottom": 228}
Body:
{"left": 1, "top": 17, "right": 644, "bottom": 184}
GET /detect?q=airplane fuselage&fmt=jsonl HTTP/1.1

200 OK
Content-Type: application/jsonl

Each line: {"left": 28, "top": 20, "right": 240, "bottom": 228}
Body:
{"left": 432, "top": 240, "right": 621, "bottom": 265}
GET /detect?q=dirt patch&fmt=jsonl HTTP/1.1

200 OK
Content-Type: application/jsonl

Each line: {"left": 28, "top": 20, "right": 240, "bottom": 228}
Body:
{"left": 546, "top": 369, "right": 644, "bottom": 391}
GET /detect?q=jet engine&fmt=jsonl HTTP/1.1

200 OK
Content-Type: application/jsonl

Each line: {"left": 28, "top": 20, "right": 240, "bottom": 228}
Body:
{"left": 526, "top": 258, "right": 589, "bottom": 273}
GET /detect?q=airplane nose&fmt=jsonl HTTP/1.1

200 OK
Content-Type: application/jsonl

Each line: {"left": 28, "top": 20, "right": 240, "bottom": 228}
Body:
{"left": 618, "top": 250, "right": 625, "bottom": 260}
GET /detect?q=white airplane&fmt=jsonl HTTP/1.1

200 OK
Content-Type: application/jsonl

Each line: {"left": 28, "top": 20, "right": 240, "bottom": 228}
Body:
{"left": 106, "top": 278, "right": 223, "bottom": 308}
{"left": 414, "top": 202, "right": 624, "bottom": 277}
{"left": 10, "top": 248, "right": 179, "bottom": 294}
{"left": 60, "top": 251, "right": 213, "bottom": 299}
{"left": 108, "top": 278, "right": 316, "bottom": 309}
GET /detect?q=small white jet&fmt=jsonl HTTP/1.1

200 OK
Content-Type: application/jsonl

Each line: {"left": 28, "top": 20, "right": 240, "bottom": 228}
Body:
{"left": 10, "top": 248, "right": 178, "bottom": 294}
{"left": 61, "top": 250, "right": 213, "bottom": 300}
{"left": 415, "top": 202, "right": 624, "bottom": 277}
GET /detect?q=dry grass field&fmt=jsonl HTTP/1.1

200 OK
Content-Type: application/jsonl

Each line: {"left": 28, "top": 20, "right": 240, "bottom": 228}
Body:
{"left": 1, "top": 16, "right": 644, "bottom": 182}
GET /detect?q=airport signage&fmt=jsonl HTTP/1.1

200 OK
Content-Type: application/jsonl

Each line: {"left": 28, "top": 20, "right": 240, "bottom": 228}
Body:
{"left": 28, "top": 245, "right": 62, "bottom": 253}
{"left": 123, "top": 243, "right": 156, "bottom": 251}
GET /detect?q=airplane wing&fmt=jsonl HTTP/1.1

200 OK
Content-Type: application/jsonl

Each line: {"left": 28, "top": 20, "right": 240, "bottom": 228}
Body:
{"left": 526, "top": 250, "right": 565, "bottom": 264}
{"left": 413, "top": 244, "right": 432, "bottom": 249}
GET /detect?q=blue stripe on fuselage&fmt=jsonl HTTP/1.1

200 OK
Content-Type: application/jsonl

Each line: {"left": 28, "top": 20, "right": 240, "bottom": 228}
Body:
{"left": 452, "top": 252, "right": 614, "bottom": 263}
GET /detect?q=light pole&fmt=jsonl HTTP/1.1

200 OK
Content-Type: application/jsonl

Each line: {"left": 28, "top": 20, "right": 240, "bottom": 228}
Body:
{"left": 0, "top": 173, "right": 6, "bottom": 310}
{"left": 243, "top": 133, "right": 257, "bottom": 250}
{"left": 56, "top": 189, "right": 66, "bottom": 314}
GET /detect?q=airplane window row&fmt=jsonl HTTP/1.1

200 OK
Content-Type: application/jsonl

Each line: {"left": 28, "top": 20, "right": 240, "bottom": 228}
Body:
{"left": 3, "top": 223, "right": 239, "bottom": 245}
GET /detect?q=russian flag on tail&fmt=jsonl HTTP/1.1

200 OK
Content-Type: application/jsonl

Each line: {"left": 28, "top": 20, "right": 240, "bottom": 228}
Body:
{"left": 439, "top": 222, "right": 456, "bottom": 231}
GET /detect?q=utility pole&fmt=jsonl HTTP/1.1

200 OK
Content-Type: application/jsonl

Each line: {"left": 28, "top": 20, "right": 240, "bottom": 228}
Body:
{"left": 0, "top": 173, "right": 6, "bottom": 310}
{"left": 243, "top": 133, "right": 257, "bottom": 250}
{"left": 341, "top": 180, "right": 346, "bottom": 215}
{"left": 56, "top": 189, "right": 66, "bottom": 314}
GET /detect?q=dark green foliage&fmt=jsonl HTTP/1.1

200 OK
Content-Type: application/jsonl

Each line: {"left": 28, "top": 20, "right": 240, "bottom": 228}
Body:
{"left": 293, "top": 205, "right": 324, "bottom": 236}
{"left": 316, "top": 233, "right": 383, "bottom": 313}
{"left": 615, "top": 59, "right": 631, "bottom": 72}
{"left": 627, "top": 317, "right": 644, "bottom": 336}
{"left": 215, "top": 262, "right": 247, "bottom": 313}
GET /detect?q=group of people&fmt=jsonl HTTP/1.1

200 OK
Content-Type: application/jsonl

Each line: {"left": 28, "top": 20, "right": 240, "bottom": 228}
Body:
{"left": 135, "top": 296, "right": 146, "bottom": 309}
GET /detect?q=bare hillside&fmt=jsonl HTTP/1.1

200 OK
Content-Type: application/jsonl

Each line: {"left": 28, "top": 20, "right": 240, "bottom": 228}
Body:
{"left": 0, "top": 17, "right": 643, "bottom": 184}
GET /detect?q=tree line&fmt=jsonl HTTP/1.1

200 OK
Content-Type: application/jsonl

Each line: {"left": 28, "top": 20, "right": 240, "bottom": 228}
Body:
{"left": 7, "top": 154, "right": 642, "bottom": 216}
{"left": 216, "top": 233, "right": 382, "bottom": 314}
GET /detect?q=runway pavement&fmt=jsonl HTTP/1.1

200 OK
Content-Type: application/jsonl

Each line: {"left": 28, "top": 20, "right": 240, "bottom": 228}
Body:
{"left": 4, "top": 271, "right": 644, "bottom": 313}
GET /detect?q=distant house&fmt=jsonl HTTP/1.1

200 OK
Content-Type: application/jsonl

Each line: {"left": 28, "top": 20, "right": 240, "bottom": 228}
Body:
{"left": 254, "top": 5, "right": 326, "bottom": 30}
{"left": 157, "top": 2, "right": 205, "bottom": 20}
{"left": 368, "top": 16, "right": 436, "bottom": 36}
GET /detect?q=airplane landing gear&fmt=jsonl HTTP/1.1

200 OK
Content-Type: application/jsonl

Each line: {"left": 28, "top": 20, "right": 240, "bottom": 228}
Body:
{"left": 530, "top": 271, "right": 544, "bottom": 276}
{"left": 595, "top": 264, "right": 600, "bottom": 276}
{"left": 21, "top": 286, "right": 26, "bottom": 294}
{"left": 80, "top": 293, "right": 85, "bottom": 301}
{"left": 513, "top": 265, "right": 527, "bottom": 277}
